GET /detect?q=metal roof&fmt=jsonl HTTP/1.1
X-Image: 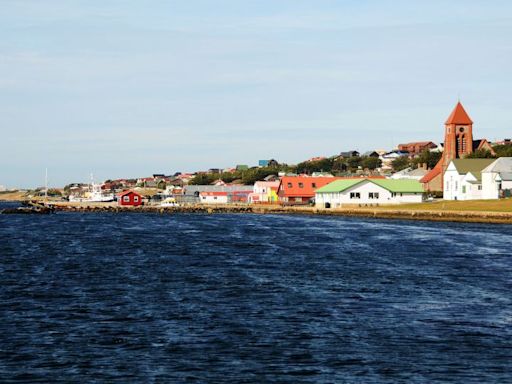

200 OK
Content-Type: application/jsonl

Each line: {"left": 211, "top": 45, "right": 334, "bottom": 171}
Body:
{"left": 316, "top": 179, "right": 424, "bottom": 194}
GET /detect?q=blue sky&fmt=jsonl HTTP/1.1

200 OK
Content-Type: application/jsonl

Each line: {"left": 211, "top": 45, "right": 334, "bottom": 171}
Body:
{"left": 1, "top": 1, "right": 511, "bottom": 187}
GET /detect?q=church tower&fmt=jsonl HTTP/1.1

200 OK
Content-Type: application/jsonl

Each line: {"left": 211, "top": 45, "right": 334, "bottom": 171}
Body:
{"left": 441, "top": 101, "right": 474, "bottom": 169}
{"left": 421, "top": 101, "right": 476, "bottom": 192}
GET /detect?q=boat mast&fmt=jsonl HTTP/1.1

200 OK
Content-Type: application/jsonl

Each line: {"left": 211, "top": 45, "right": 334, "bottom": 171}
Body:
{"left": 44, "top": 167, "right": 48, "bottom": 203}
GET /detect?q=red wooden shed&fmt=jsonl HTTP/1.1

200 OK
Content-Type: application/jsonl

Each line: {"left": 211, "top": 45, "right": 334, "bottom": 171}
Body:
{"left": 117, "top": 190, "right": 143, "bottom": 206}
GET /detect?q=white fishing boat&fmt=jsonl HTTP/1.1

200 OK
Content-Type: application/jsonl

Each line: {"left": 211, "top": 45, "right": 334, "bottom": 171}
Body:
{"left": 69, "top": 174, "right": 114, "bottom": 202}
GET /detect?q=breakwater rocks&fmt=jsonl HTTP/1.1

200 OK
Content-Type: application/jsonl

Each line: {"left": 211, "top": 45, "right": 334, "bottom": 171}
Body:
{"left": 42, "top": 203, "right": 512, "bottom": 224}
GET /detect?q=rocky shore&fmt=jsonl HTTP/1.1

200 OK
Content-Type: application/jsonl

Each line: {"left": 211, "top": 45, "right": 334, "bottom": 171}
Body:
{"left": 30, "top": 202, "right": 512, "bottom": 224}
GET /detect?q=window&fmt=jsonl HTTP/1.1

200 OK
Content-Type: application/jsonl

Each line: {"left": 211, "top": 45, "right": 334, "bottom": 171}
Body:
{"left": 455, "top": 181, "right": 458, "bottom": 190}
{"left": 123, "top": 196, "right": 130, "bottom": 202}
{"left": 312, "top": 183, "right": 316, "bottom": 188}
{"left": 298, "top": 182, "right": 304, "bottom": 188}
{"left": 214, "top": 196, "right": 217, "bottom": 200}
{"left": 478, "top": 185, "right": 482, "bottom": 191}
{"left": 134, "top": 196, "right": 139, "bottom": 202}
{"left": 287, "top": 182, "right": 292, "bottom": 188}
{"left": 462, "top": 186, "right": 466, "bottom": 194}
{"left": 350, "top": 192, "right": 360, "bottom": 199}
{"left": 369, "top": 192, "right": 379, "bottom": 199}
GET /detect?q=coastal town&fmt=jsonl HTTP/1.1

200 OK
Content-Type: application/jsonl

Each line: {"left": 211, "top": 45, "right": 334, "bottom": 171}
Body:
{"left": 2, "top": 102, "right": 512, "bottom": 213}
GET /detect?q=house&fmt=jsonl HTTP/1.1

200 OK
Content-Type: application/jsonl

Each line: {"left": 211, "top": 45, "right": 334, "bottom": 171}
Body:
{"left": 379, "top": 150, "right": 409, "bottom": 171}
{"left": 390, "top": 166, "right": 429, "bottom": 181}
{"left": 199, "top": 191, "right": 228, "bottom": 204}
{"left": 397, "top": 141, "right": 437, "bottom": 156}
{"left": 307, "top": 156, "right": 326, "bottom": 162}
{"left": 118, "top": 190, "right": 144, "bottom": 206}
{"left": 277, "top": 176, "right": 339, "bottom": 204}
{"left": 277, "top": 175, "right": 385, "bottom": 205}
{"left": 443, "top": 159, "right": 495, "bottom": 200}
{"left": 337, "top": 150, "right": 360, "bottom": 158}
{"left": 362, "top": 151, "right": 380, "bottom": 158}
{"left": 481, "top": 157, "right": 512, "bottom": 199}
{"left": 248, "top": 181, "right": 279, "bottom": 203}
{"left": 182, "top": 185, "right": 254, "bottom": 204}
{"left": 315, "top": 179, "right": 424, "bottom": 208}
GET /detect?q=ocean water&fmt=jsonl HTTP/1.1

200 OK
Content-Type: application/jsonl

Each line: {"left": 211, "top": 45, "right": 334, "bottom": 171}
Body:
{"left": 1, "top": 205, "right": 512, "bottom": 383}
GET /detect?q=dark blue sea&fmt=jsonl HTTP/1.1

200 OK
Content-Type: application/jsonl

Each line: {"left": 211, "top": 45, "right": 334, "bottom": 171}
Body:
{"left": 1, "top": 203, "right": 512, "bottom": 383}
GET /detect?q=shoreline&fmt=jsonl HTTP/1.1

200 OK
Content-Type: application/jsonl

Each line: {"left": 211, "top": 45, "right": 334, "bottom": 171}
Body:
{"left": 10, "top": 201, "right": 509, "bottom": 224}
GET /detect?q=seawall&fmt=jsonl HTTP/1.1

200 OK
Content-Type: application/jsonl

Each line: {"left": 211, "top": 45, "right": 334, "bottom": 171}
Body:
{"left": 43, "top": 202, "right": 512, "bottom": 225}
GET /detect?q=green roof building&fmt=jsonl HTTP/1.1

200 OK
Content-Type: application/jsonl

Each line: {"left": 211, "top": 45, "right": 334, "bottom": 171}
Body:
{"left": 315, "top": 178, "right": 424, "bottom": 209}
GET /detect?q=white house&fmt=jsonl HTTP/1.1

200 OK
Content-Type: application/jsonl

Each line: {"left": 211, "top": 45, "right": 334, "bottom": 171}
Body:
{"left": 199, "top": 191, "right": 228, "bottom": 204}
{"left": 481, "top": 157, "right": 512, "bottom": 199}
{"left": 315, "top": 179, "right": 424, "bottom": 209}
{"left": 443, "top": 159, "right": 495, "bottom": 200}
{"left": 248, "top": 181, "right": 279, "bottom": 203}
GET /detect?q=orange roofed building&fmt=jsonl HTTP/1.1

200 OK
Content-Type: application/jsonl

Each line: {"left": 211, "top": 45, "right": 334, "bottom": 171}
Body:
{"left": 421, "top": 102, "right": 494, "bottom": 192}
{"left": 278, "top": 175, "right": 385, "bottom": 205}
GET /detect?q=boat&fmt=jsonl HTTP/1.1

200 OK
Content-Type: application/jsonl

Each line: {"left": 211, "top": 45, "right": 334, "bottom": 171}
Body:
{"left": 160, "top": 197, "right": 179, "bottom": 207}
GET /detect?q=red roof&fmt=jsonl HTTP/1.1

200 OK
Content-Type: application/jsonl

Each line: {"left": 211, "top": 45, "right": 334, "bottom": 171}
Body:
{"left": 420, "top": 163, "right": 442, "bottom": 183}
{"left": 445, "top": 102, "right": 473, "bottom": 125}
{"left": 117, "top": 190, "right": 143, "bottom": 198}
{"left": 200, "top": 192, "right": 228, "bottom": 196}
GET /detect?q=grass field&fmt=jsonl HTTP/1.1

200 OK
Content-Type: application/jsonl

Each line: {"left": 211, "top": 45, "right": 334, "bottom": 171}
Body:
{"left": 372, "top": 198, "right": 512, "bottom": 212}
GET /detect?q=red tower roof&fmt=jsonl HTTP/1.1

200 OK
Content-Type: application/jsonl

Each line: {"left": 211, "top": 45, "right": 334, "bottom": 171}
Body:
{"left": 445, "top": 101, "right": 473, "bottom": 125}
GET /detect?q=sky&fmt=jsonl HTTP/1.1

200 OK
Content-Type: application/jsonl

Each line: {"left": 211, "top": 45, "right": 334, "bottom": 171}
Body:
{"left": 1, "top": 0, "right": 511, "bottom": 188}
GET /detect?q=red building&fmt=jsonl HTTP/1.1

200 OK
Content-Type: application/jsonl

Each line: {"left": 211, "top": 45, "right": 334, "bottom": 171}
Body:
{"left": 118, "top": 190, "right": 143, "bottom": 206}
{"left": 421, "top": 102, "right": 494, "bottom": 192}
{"left": 397, "top": 141, "right": 437, "bottom": 156}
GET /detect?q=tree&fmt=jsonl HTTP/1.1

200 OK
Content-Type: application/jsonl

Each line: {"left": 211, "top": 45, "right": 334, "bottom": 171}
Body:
{"left": 188, "top": 173, "right": 216, "bottom": 185}
{"left": 465, "top": 149, "right": 495, "bottom": 159}
{"left": 411, "top": 150, "right": 442, "bottom": 169}
{"left": 493, "top": 144, "right": 512, "bottom": 158}
{"left": 361, "top": 156, "right": 382, "bottom": 170}
{"left": 391, "top": 156, "right": 410, "bottom": 171}
{"left": 346, "top": 156, "right": 362, "bottom": 172}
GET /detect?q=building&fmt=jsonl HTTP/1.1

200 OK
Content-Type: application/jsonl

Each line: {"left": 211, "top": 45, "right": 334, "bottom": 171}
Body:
{"left": 277, "top": 176, "right": 338, "bottom": 204}
{"left": 443, "top": 159, "right": 495, "bottom": 200}
{"left": 118, "top": 190, "right": 144, "bottom": 206}
{"left": 379, "top": 150, "right": 409, "bottom": 171}
{"left": 481, "top": 157, "right": 512, "bottom": 199}
{"left": 181, "top": 185, "right": 254, "bottom": 204}
{"left": 421, "top": 102, "right": 494, "bottom": 192}
{"left": 315, "top": 179, "right": 424, "bottom": 208}
{"left": 0, "top": 185, "right": 6, "bottom": 192}
{"left": 390, "top": 166, "right": 429, "bottom": 181}
{"left": 337, "top": 150, "right": 360, "bottom": 159}
{"left": 248, "top": 181, "right": 279, "bottom": 203}
{"left": 397, "top": 141, "right": 437, "bottom": 156}
{"left": 199, "top": 191, "right": 229, "bottom": 204}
